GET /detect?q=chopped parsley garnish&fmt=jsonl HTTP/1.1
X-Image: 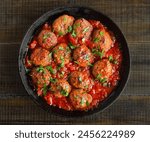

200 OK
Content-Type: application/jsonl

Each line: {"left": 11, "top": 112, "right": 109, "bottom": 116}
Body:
{"left": 58, "top": 46, "right": 64, "bottom": 50}
{"left": 86, "top": 101, "right": 90, "bottom": 106}
{"left": 84, "top": 54, "right": 89, "bottom": 60}
{"left": 80, "top": 98, "right": 85, "bottom": 105}
{"left": 78, "top": 76, "right": 82, "bottom": 82}
{"left": 108, "top": 55, "right": 113, "bottom": 62}
{"left": 60, "top": 89, "right": 69, "bottom": 97}
{"left": 50, "top": 78, "right": 57, "bottom": 83}
{"left": 96, "top": 74, "right": 102, "bottom": 79}
{"left": 71, "top": 30, "right": 76, "bottom": 37}
{"left": 68, "top": 42, "right": 76, "bottom": 49}
{"left": 102, "top": 82, "right": 108, "bottom": 87}
{"left": 46, "top": 66, "right": 55, "bottom": 74}
{"left": 68, "top": 26, "right": 72, "bottom": 33}
{"left": 82, "top": 38, "right": 86, "bottom": 42}
{"left": 59, "top": 71, "right": 65, "bottom": 77}
{"left": 42, "top": 84, "right": 48, "bottom": 96}
{"left": 108, "top": 55, "right": 118, "bottom": 64}
{"left": 100, "top": 31, "right": 104, "bottom": 36}
{"left": 66, "top": 46, "right": 71, "bottom": 53}
{"left": 43, "top": 33, "right": 51, "bottom": 42}
{"left": 92, "top": 49, "right": 104, "bottom": 59}
{"left": 60, "top": 56, "right": 65, "bottom": 67}
{"left": 83, "top": 27, "right": 89, "bottom": 33}
{"left": 100, "top": 78, "right": 107, "bottom": 83}
{"left": 25, "top": 68, "right": 30, "bottom": 74}
{"left": 96, "top": 74, "right": 107, "bottom": 83}
{"left": 88, "top": 62, "right": 93, "bottom": 67}
{"left": 57, "top": 56, "right": 65, "bottom": 70}
{"left": 58, "top": 31, "right": 63, "bottom": 36}
{"left": 74, "top": 61, "right": 79, "bottom": 64}
{"left": 63, "top": 17, "right": 67, "bottom": 21}
{"left": 93, "top": 37, "right": 99, "bottom": 43}
{"left": 49, "top": 52, "right": 52, "bottom": 58}
{"left": 36, "top": 66, "right": 45, "bottom": 73}
{"left": 74, "top": 95, "right": 78, "bottom": 99}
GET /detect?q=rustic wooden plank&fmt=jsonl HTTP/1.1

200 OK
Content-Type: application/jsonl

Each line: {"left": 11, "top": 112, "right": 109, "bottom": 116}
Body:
{"left": 0, "top": 0, "right": 149, "bottom": 43}
{"left": 0, "top": 96, "right": 149, "bottom": 124}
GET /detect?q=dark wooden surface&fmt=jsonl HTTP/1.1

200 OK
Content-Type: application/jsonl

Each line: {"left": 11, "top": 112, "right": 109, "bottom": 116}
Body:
{"left": 0, "top": 0, "right": 150, "bottom": 124}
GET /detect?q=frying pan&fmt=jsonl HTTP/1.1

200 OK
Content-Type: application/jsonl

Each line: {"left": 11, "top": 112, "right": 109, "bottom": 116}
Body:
{"left": 18, "top": 6, "right": 130, "bottom": 117}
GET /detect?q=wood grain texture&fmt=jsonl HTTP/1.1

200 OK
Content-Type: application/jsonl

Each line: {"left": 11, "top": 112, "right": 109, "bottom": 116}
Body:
{"left": 0, "top": 96, "right": 150, "bottom": 124}
{"left": 0, "top": 0, "right": 149, "bottom": 124}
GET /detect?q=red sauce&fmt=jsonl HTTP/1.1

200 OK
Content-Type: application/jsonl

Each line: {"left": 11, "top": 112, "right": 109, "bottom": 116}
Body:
{"left": 25, "top": 16, "right": 123, "bottom": 111}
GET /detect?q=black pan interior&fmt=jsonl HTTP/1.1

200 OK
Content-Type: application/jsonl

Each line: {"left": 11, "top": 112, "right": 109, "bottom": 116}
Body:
{"left": 18, "top": 6, "right": 130, "bottom": 117}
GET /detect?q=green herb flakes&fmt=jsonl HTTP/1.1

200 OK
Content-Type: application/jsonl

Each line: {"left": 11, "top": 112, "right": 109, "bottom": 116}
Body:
{"left": 80, "top": 98, "right": 85, "bottom": 105}
{"left": 36, "top": 66, "right": 45, "bottom": 73}
{"left": 58, "top": 46, "right": 64, "bottom": 50}
{"left": 61, "top": 89, "right": 69, "bottom": 97}
{"left": 42, "top": 84, "right": 48, "bottom": 96}
{"left": 86, "top": 101, "right": 90, "bottom": 106}
{"left": 108, "top": 55, "right": 118, "bottom": 64}
{"left": 71, "top": 30, "right": 76, "bottom": 37}
{"left": 50, "top": 78, "right": 57, "bottom": 83}
{"left": 68, "top": 42, "right": 76, "bottom": 49}
{"left": 100, "top": 31, "right": 104, "bottom": 36}
{"left": 58, "top": 31, "right": 63, "bottom": 36}
{"left": 78, "top": 76, "right": 82, "bottom": 82}
{"left": 46, "top": 66, "right": 55, "bottom": 74}
{"left": 68, "top": 26, "right": 72, "bottom": 33}
{"left": 93, "top": 37, "right": 99, "bottom": 43}
{"left": 83, "top": 27, "right": 89, "bottom": 33}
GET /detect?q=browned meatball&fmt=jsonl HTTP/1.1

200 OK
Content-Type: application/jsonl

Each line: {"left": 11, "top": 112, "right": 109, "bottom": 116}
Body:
{"left": 70, "top": 89, "right": 92, "bottom": 110}
{"left": 92, "top": 28, "right": 114, "bottom": 52}
{"left": 73, "top": 18, "right": 93, "bottom": 40}
{"left": 30, "top": 48, "right": 51, "bottom": 66}
{"left": 73, "top": 45, "right": 94, "bottom": 67}
{"left": 52, "top": 43, "right": 71, "bottom": 66}
{"left": 50, "top": 79, "right": 71, "bottom": 98}
{"left": 30, "top": 67, "right": 51, "bottom": 88}
{"left": 52, "top": 14, "right": 75, "bottom": 36}
{"left": 92, "top": 59, "right": 113, "bottom": 81}
{"left": 70, "top": 71, "right": 93, "bottom": 91}
{"left": 37, "top": 30, "right": 57, "bottom": 49}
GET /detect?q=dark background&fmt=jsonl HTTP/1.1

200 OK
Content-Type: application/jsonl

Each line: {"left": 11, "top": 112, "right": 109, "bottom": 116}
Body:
{"left": 0, "top": 0, "right": 149, "bottom": 124}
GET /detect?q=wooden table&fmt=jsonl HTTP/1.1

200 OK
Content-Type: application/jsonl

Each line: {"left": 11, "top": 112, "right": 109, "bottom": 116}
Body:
{"left": 0, "top": 0, "right": 150, "bottom": 124}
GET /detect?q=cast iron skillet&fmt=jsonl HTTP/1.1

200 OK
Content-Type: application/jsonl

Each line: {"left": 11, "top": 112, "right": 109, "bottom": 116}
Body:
{"left": 18, "top": 6, "right": 130, "bottom": 117}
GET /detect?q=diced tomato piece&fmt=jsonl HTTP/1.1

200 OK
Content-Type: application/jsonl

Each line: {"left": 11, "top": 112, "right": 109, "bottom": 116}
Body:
{"left": 42, "top": 23, "right": 51, "bottom": 30}
{"left": 88, "top": 20, "right": 103, "bottom": 29}
{"left": 85, "top": 40, "right": 95, "bottom": 49}
{"left": 57, "top": 36, "right": 68, "bottom": 44}
{"left": 68, "top": 34, "right": 78, "bottom": 45}
{"left": 29, "top": 40, "right": 37, "bottom": 49}
{"left": 37, "top": 87, "right": 43, "bottom": 96}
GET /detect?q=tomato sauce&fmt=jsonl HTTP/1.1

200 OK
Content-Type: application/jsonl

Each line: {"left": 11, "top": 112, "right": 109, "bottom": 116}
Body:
{"left": 25, "top": 15, "right": 123, "bottom": 111}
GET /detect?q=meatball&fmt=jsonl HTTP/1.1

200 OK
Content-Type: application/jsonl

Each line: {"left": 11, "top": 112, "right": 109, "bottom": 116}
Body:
{"left": 30, "top": 67, "right": 51, "bottom": 88}
{"left": 92, "top": 28, "right": 114, "bottom": 52}
{"left": 73, "top": 18, "right": 93, "bottom": 40}
{"left": 52, "top": 43, "right": 71, "bottom": 66}
{"left": 30, "top": 48, "right": 51, "bottom": 66}
{"left": 50, "top": 79, "right": 71, "bottom": 98}
{"left": 37, "top": 30, "right": 57, "bottom": 49}
{"left": 73, "top": 45, "right": 94, "bottom": 67}
{"left": 52, "top": 14, "right": 75, "bottom": 36}
{"left": 92, "top": 59, "right": 113, "bottom": 81}
{"left": 70, "top": 71, "right": 93, "bottom": 91}
{"left": 70, "top": 89, "right": 92, "bottom": 110}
